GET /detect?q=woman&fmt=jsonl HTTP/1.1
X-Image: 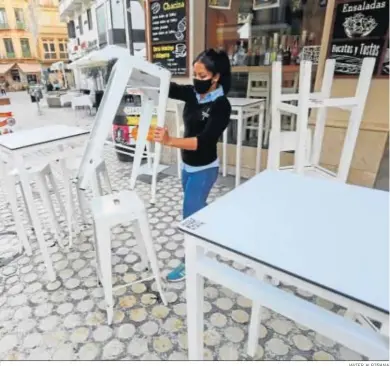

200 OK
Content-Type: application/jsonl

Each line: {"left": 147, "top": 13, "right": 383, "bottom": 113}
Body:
{"left": 153, "top": 49, "right": 232, "bottom": 282}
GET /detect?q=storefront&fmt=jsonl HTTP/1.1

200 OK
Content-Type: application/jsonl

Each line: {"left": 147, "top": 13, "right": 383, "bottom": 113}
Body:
{"left": 144, "top": 0, "right": 388, "bottom": 188}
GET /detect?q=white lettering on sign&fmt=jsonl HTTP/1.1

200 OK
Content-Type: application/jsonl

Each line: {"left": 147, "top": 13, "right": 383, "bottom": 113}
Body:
{"left": 332, "top": 44, "right": 354, "bottom": 54}
{"left": 342, "top": 0, "right": 386, "bottom": 13}
{"left": 359, "top": 42, "right": 380, "bottom": 56}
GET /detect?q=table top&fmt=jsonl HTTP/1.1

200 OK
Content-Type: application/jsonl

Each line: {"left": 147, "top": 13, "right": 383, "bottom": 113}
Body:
{"left": 0, "top": 124, "right": 89, "bottom": 150}
{"left": 228, "top": 97, "right": 265, "bottom": 107}
{"left": 179, "top": 170, "right": 389, "bottom": 314}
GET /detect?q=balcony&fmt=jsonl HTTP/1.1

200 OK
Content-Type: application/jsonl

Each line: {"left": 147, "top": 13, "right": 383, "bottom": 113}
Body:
{"left": 6, "top": 52, "right": 15, "bottom": 58}
{"left": 16, "top": 21, "right": 26, "bottom": 30}
{"left": 59, "top": 0, "right": 85, "bottom": 21}
{"left": 0, "top": 22, "right": 9, "bottom": 29}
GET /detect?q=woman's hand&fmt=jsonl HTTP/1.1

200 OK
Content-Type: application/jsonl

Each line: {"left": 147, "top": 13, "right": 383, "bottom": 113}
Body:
{"left": 153, "top": 127, "right": 171, "bottom": 146}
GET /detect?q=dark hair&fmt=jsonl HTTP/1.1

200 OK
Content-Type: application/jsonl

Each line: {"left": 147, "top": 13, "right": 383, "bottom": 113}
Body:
{"left": 193, "top": 48, "right": 232, "bottom": 95}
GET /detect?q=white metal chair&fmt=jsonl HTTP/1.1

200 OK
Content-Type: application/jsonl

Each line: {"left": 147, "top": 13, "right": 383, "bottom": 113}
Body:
{"left": 268, "top": 57, "right": 375, "bottom": 180}
{"left": 248, "top": 57, "right": 377, "bottom": 358}
{"left": 246, "top": 72, "right": 271, "bottom": 145}
{"left": 90, "top": 190, "right": 167, "bottom": 325}
{"left": 174, "top": 101, "right": 185, "bottom": 179}
{"left": 1, "top": 158, "right": 65, "bottom": 248}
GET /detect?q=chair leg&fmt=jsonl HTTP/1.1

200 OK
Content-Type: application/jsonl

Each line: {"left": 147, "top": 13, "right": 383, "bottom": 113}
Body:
{"left": 133, "top": 219, "right": 150, "bottom": 271}
{"left": 75, "top": 184, "right": 89, "bottom": 223}
{"left": 19, "top": 182, "right": 33, "bottom": 228}
{"left": 47, "top": 168, "right": 66, "bottom": 218}
{"left": 94, "top": 222, "right": 114, "bottom": 324}
{"left": 101, "top": 163, "right": 112, "bottom": 194}
{"left": 36, "top": 173, "right": 63, "bottom": 247}
{"left": 136, "top": 211, "right": 167, "bottom": 305}
{"left": 5, "top": 176, "right": 32, "bottom": 255}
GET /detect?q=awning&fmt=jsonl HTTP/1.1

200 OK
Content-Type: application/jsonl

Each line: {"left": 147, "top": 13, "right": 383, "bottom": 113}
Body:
{"left": 17, "top": 63, "right": 41, "bottom": 74}
{"left": 0, "top": 63, "right": 15, "bottom": 75}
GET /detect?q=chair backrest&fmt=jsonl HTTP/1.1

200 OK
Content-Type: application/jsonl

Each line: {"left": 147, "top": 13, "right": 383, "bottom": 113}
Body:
{"left": 267, "top": 128, "right": 312, "bottom": 170}
{"left": 246, "top": 72, "right": 271, "bottom": 99}
{"left": 174, "top": 101, "right": 185, "bottom": 136}
{"left": 282, "top": 72, "right": 299, "bottom": 94}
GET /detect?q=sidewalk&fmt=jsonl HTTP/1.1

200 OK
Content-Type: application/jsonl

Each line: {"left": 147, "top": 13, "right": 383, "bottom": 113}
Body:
{"left": 0, "top": 92, "right": 364, "bottom": 361}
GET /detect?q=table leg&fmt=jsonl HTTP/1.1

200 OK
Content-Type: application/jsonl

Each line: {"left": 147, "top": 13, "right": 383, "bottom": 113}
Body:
{"left": 247, "top": 267, "right": 266, "bottom": 357}
{"left": 235, "top": 108, "right": 243, "bottom": 187}
{"left": 13, "top": 154, "right": 55, "bottom": 281}
{"left": 185, "top": 236, "right": 205, "bottom": 360}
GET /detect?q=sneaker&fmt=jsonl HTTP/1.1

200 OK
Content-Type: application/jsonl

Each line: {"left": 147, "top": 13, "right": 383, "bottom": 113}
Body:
{"left": 167, "top": 262, "right": 186, "bottom": 282}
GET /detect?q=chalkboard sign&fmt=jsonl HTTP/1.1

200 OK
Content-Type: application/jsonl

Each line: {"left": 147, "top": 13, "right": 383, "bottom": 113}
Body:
{"left": 151, "top": 43, "right": 187, "bottom": 76}
{"left": 148, "top": 0, "right": 189, "bottom": 76}
{"left": 328, "top": 0, "right": 389, "bottom": 77}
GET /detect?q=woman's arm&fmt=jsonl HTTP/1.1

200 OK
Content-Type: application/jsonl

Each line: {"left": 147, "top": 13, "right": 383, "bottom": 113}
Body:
{"left": 154, "top": 127, "right": 197, "bottom": 151}
{"left": 169, "top": 82, "right": 194, "bottom": 102}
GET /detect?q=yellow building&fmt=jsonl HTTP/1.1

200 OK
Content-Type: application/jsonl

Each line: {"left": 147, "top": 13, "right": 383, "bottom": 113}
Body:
{"left": 0, "top": 0, "right": 68, "bottom": 90}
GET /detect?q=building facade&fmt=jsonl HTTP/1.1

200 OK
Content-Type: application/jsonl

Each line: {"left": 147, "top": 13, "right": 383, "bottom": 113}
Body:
{"left": 0, "top": 0, "right": 68, "bottom": 89}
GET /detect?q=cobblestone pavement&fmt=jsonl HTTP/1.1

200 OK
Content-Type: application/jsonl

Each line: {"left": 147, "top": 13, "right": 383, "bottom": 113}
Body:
{"left": 0, "top": 92, "right": 365, "bottom": 360}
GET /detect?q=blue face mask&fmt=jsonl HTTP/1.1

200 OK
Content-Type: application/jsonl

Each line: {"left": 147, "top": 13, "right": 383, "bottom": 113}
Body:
{"left": 193, "top": 78, "right": 213, "bottom": 94}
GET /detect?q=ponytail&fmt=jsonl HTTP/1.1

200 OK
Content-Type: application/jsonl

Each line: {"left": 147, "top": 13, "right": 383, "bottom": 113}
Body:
{"left": 193, "top": 48, "right": 232, "bottom": 95}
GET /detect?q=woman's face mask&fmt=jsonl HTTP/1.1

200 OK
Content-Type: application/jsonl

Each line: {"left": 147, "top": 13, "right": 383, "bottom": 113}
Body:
{"left": 193, "top": 78, "right": 213, "bottom": 94}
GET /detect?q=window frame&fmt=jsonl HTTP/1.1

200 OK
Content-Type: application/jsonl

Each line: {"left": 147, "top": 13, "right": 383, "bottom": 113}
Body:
{"left": 78, "top": 15, "right": 83, "bottom": 35}
{"left": 3, "top": 38, "right": 15, "bottom": 55}
{"left": 20, "top": 38, "right": 31, "bottom": 57}
{"left": 87, "top": 8, "right": 93, "bottom": 31}
{"left": 42, "top": 38, "right": 57, "bottom": 59}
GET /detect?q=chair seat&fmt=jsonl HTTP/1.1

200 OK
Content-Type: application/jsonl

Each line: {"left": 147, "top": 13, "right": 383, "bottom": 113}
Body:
{"left": 90, "top": 190, "right": 145, "bottom": 224}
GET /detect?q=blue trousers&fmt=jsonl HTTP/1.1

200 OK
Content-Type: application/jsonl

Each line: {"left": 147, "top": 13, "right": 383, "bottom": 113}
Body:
{"left": 182, "top": 167, "right": 219, "bottom": 219}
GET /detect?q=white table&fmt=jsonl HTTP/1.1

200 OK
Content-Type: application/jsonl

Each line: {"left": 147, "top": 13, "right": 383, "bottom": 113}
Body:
{"left": 0, "top": 125, "right": 89, "bottom": 281}
{"left": 226, "top": 98, "right": 265, "bottom": 187}
{"left": 180, "top": 170, "right": 389, "bottom": 360}
{"left": 72, "top": 95, "right": 93, "bottom": 113}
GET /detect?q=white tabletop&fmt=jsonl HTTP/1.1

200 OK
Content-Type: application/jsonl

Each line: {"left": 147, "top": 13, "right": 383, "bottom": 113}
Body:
{"left": 179, "top": 170, "right": 389, "bottom": 314}
{"left": 0, "top": 124, "right": 89, "bottom": 150}
{"left": 228, "top": 97, "right": 265, "bottom": 107}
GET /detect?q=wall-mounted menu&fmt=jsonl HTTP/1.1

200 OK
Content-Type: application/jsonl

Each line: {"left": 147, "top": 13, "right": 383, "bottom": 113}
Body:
{"left": 148, "top": 0, "right": 189, "bottom": 76}
{"left": 328, "top": 0, "right": 389, "bottom": 76}
{"left": 151, "top": 43, "right": 187, "bottom": 76}
{"left": 150, "top": 0, "right": 187, "bottom": 43}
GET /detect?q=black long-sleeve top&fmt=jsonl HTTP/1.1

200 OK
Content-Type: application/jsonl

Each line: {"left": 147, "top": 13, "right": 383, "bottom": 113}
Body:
{"left": 169, "top": 82, "right": 232, "bottom": 167}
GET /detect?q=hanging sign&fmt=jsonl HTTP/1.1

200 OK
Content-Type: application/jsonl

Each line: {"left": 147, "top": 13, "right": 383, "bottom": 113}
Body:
{"left": 253, "top": 0, "right": 280, "bottom": 11}
{"left": 208, "top": 0, "right": 232, "bottom": 9}
{"left": 328, "top": 0, "right": 389, "bottom": 77}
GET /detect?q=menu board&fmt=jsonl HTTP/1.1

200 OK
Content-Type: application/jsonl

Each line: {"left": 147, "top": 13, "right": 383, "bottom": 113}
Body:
{"left": 151, "top": 43, "right": 187, "bottom": 75}
{"left": 148, "top": 0, "right": 189, "bottom": 76}
{"left": 328, "top": 0, "right": 389, "bottom": 77}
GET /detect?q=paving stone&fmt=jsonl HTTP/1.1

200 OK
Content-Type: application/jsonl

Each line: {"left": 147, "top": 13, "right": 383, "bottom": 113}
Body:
{"left": 117, "top": 324, "right": 136, "bottom": 340}
{"left": 266, "top": 338, "right": 289, "bottom": 356}
{"left": 53, "top": 344, "right": 75, "bottom": 360}
{"left": 35, "top": 303, "right": 53, "bottom": 317}
{"left": 39, "top": 315, "right": 60, "bottom": 332}
{"left": 78, "top": 343, "right": 100, "bottom": 360}
{"left": 152, "top": 304, "right": 171, "bottom": 319}
{"left": 153, "top": 335, "right": 173, "bottom": 353}
{"left": 231, "top": 309, "right": 249, "bottom": 324}
{"left": 128, "top": 336, "right": 148, "bottom": 356}
{"left": 141, "top": 321, "right": 160, "bottom": 336}
{"left": 338, "top": 346, "right": 362, "bottom": 361}
{"left": 27, "top": 348, "right": 51, "bottom": 360}
{"left": 204, "top": 329, "right": 222, "bottom": 346}
{"left": 313, "top": 350, "right": 335, "bottom": 360}
{"left": 269, "top": 318, "right": 293, "bottom": 335}
{"left": 218, "top": 344, "right": 239, "bottom": 360}
{"left": 103, "top": 339, "right": 125, "bottom": 359}
{"left": 57, "top": 303, "right": 74, "bottom": 315}
{"left": 63, "top": 314, "right": 82, "bottom": 329}
{"left": 0, "top": 334, "right": 18, "bottom": 353}
{"left": 215, "top": 297, "right": 234, "bottom": 311}
{"left": 70, "top": 327, "right": 90, "bottom": 343}
{"left": 93, "top": 325, "right": 113, "bottom": 342}
{"left": 225, "top": 326, "right": 245, "bottom": 343}
{"left": 129, "top": 307, "right": 147, "bottom": 322}
{"left": 292, "top": 335, "right": 314, "bottom": 351}
{"left": 77, "top": 299, "right": 95, "bottom": 313}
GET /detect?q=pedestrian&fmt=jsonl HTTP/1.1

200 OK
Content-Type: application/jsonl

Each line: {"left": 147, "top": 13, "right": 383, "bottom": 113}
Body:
{"left": 0, "top": 80, "right": 6, "bottom": 95}
{"left": 153, "top": 48, "right": 232, "bottom": 282}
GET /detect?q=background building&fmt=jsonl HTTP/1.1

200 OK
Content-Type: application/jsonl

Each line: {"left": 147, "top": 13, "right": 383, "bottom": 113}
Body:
{"left": 0, "top": 0, "right": 68, "bottom": 89}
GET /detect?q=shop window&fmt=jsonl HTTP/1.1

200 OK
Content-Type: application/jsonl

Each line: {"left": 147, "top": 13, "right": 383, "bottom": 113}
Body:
{"left": 42, "top": 39, "right": 57, "bottom": 59}
{"left": 11, "top": 69, "right": 20, "bottom": 82}
{"left": 206, "top": 0, "right": 326, "bottom": 67}
{"left": 96, "top": 4, "right": 107, "bottom": 46}
{"left": 67, "top": 20, "right": 76, "bottom": 39}
{"left": 27, "top": 74, "right": 38, "bottom": 83}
